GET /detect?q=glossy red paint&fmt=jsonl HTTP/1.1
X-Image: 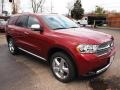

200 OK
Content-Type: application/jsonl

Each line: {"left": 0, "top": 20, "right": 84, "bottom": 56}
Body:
{"left": 6, "top": 13, "right": 116, "bottom": 76}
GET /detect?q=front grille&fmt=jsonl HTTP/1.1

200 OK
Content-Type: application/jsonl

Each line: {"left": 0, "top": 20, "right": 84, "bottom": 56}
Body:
{"left": 96, "top": 40, "right": 113, "bottom": 56}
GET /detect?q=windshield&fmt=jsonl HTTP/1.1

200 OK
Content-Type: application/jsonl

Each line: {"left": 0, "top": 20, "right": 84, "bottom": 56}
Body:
{"left": 41, "top": 15, "right": 79, "bottom": 30}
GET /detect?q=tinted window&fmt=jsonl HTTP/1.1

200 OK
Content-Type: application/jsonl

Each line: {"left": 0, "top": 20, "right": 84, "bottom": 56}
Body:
{"left": 8, "top": 16, "right": 19, "bottom": 25}
{"left": 41, "top": 15, "right": 78, "bottom": 30}
{"left": 27, "top": 16, "right": 39, "bottom": 28}
{"left": 16, "top": 15, "right": 28, "bottom": 27}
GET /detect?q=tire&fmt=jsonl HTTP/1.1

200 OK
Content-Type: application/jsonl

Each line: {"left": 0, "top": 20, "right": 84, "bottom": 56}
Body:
{"left": 8, "top": 38, "right": 18, "bottom": 55}
{"left": 50, "top": 52, "right": 76, "bottom": 83}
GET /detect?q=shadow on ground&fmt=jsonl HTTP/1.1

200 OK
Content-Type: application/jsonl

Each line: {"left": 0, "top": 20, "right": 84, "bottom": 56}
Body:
{"left": 89, "top": 76, "right": 120, "bottom": 90}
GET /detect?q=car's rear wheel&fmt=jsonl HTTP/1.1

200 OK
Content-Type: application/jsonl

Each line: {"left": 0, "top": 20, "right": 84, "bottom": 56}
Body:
{"left": 50, "top": 52, "right": 76, "bottom": 83}
{"left": 8, "top": 38, "right": 18, "bottom": 55}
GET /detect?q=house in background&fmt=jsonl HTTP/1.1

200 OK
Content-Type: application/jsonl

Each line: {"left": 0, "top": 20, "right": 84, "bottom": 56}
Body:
{"left": 0, "top": 0, "right": 21, "bottom": 15}
{"left": 107, "top": 13, "right": 120, "bottom": 28}
{"left": 84, "top": 12, "right": 120, "bottom": 28}
{"left": 0, "top": 0, "right": 12, "bottom": 15}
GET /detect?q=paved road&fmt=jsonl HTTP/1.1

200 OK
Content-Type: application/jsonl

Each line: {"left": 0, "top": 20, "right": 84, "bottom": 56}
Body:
{"left": 0, "top": 28, "right": 120, "bottom": 90}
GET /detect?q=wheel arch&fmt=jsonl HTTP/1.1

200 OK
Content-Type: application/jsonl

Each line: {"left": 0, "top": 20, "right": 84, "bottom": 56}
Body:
{"left": 47, "top": 46, "right": 78, "bottom": 76}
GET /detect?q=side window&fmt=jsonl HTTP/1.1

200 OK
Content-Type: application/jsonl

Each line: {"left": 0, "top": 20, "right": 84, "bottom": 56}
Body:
{"left": 8, "top": 16, "right": 19, "bottom": 25}
{"left": 16, "top": 15, "right": 28, "bottom": 27}
{"left": 27, "top": 16, "right": 40, "bottom": 28}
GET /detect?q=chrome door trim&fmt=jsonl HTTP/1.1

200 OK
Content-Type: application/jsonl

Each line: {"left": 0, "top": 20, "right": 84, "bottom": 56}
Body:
{"left": 18, "top": 47, "right": 47, "bottom": 61}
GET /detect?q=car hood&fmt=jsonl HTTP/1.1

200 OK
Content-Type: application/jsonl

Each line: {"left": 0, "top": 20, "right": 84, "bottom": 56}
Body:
{"left": 54, "top": 28, "right": 112, "bottom": 45}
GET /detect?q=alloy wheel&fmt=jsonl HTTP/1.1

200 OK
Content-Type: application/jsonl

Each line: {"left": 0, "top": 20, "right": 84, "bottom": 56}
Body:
{"left": 52, "top": 57, "right": 69, "bottom": 79}
{"left": 8, "top": 39, "right": 15, "bottom": 53}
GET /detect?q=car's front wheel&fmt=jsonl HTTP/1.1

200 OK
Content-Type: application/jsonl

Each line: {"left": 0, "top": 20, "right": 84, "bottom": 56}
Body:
{"left": 8, "top": 38, "right": 18, "bottom": 55}
{"left": 50, "top": 52, "right": 76, "bottom": 83}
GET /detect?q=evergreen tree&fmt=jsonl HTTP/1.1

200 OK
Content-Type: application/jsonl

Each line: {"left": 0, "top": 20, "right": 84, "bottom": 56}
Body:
{"left": 95, "top": 6, "right": 106, "bottom": 16}
{"left": 71, "top": 0, "right": 84, "bottom": 20}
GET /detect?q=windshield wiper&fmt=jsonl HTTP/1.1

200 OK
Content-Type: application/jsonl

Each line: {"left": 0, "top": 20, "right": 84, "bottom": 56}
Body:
{"left": 53, "top": 27, "right": 68, "bottom": 30}
{"left": 69, "top": 26, "right": 79, "bottom": 28}
{"left": 53, "top": 27, "right": 78, "bottom": 30}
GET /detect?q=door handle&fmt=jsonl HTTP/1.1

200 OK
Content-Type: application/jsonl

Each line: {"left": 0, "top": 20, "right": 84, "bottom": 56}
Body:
{"left": 10, "top": 28, "right": 15, "bottom": 31}
{"left": 24, "top": 32, "right": 29, "bottom": 35}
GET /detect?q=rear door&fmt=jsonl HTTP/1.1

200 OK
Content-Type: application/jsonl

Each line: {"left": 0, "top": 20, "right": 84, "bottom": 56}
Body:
{"left": 13, "top": 15, "right": 30, "bottom": 49}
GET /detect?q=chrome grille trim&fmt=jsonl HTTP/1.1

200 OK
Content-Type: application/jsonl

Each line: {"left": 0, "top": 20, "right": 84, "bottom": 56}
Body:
{"left": 96, "top": 40, "right": 113, "bottom": 56}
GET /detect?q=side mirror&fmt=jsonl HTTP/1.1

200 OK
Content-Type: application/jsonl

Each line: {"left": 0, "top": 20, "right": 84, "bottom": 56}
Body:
{"left": 77, "top": 22, "right": 80, "bottom": 24}
{"left": 30, "top": 24, "right": 43, "bottom": 32}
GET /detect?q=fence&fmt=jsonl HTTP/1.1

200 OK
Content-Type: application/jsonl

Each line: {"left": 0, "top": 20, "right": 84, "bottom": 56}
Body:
{"left": 89, "top": 20, "right": 120, "bottom": 28}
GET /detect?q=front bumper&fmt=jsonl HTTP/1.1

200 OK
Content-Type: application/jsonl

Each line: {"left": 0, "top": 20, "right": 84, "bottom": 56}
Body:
{"left": 74, "top": 47, "right": 116, "bottom": 76}
{"left": 83, "top": 55, "right": 115, "bottom": 76}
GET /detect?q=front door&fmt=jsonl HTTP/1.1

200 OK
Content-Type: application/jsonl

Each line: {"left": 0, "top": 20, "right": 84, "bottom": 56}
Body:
{"left": 23, "top": 15, "right": 48, "bottom": 58}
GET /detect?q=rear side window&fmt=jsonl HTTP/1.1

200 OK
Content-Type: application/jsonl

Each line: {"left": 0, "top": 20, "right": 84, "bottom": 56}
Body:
{"left": 16, "top": 15, "right": 28, "bottom": 27}
{"left": 8, "top": 16, "right": 19, "bottom": 25}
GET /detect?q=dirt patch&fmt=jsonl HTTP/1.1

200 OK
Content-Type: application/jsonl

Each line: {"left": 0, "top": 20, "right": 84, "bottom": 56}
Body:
{"left": 89, "top": 76, "right": 120, "bottom": 90}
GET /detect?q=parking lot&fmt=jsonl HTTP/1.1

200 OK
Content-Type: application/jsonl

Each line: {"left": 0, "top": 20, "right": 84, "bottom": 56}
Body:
{"left": 0, "top": 28, "right": 120, "bottom": 90}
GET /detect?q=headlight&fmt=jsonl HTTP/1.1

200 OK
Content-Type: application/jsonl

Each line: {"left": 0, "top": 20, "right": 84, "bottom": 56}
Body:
{"left": 77, "top": 44, "right": 99, "bottom": 53}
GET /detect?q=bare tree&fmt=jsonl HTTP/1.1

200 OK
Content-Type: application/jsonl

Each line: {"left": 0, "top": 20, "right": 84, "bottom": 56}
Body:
{"left": 31, "top": 0, "right": 45, "bottom": 13}
{"left": 95, "top": 6, "right": 106, "bottom": 16}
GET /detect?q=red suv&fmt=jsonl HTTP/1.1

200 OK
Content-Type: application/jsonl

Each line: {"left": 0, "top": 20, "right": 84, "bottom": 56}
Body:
{"left": 6, "top": 13, "right": 116, "bottom": 83}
